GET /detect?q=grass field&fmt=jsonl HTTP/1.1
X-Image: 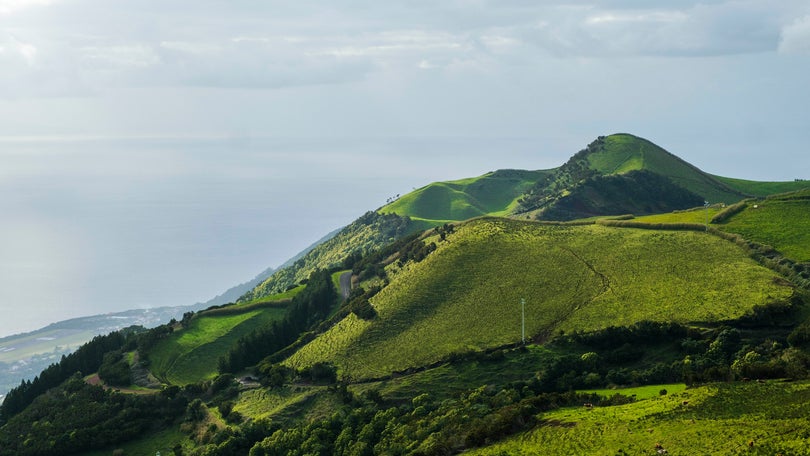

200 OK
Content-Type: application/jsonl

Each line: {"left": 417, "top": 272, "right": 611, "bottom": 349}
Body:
{"left": 469, "top": 380, "right": 810, "bottom": 455}
{"left": 284, "top": 218, "right": 792, "bottom": 380}
{"left": 718, "top": 190, "right": 810, "bottom": 262}
{"left": 633, "top": 206, "right": 722, "bottom": 225}
{"left": 579, "top": 383, "right": 687, "bottom": 400}
{"left": 349, "top": 345, "right": 561, "bottom": 402}
{"left": 381, "top": 170, "right": 548, "bottom": 223}
{"left": 234, "top": 386, "right": 322, "bottom": 421}
{"left": 81, "top": 426, "right": 192, "bottom": 456}
{"left": 148, "top": 305, "right": 288, "bottom": 385}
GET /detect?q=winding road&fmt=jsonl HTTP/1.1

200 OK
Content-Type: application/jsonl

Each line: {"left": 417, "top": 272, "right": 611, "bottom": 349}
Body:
{"left": 339, "top": 271, "right": 353, "bottom": 300}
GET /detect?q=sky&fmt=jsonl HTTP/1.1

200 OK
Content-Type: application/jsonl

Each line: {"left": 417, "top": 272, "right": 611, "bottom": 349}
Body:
{"left": 1, "top": 0, "right": 809, "bottom": 336}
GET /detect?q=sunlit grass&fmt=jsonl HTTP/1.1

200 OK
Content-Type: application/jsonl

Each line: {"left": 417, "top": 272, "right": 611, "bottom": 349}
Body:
{"left": 285, "top": 218, "right": 791, "bottom": 381}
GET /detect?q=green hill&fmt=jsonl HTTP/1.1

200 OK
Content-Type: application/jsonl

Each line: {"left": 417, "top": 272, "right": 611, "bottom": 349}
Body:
{"left": 381, "top": 169, "right": 550, "bottom": 223}
{"left": 241, "top": 133, "right": 807, "bottom": 304}
{"left": 284, "top": 218, "right": 794, "bottom": 380}
{"left": 586, "top": 133, "right": 748, "bottom": 203}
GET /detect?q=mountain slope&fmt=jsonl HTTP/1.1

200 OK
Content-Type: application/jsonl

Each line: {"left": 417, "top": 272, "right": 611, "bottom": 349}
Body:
{"left": 380, "top": 169, "right": 550, "bottom": 223}
{"left": 239, "top": 211, "right": 417, "bottom": 302}
{"left": 284, "top": 218, "right": 795, "bottom": 380}
{"left": 585, "top": 133, "right": 748, "bottom": 203}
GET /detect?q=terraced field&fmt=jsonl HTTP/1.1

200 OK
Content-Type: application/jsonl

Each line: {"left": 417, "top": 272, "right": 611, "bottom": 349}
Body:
{"left": 285, "top": 218, "right": 793, "bottom": 380}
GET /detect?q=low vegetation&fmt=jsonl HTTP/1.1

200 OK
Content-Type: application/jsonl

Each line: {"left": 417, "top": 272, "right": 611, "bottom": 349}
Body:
{"left": 381, "top": 169, "right": 549, "bottom": 223}
{"left": 469, "top": 380, "right": 810, "bottom": 455}
{"left": 148, "top": 305, "right": 288, "bottom": 385}
{"left": 240, "top": 211, "right": 416, "bottom": 302}
{"left": 285, "top": 218, "right": 794, "bottom": 380}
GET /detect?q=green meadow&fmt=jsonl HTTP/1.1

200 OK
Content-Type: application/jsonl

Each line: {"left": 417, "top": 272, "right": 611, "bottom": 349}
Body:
{"left": 381, "top": 170, "right": 549, "bottom": 223}
{"left": 715, "top": 175, "right": 810, "bottom": 197}
{"left": 719, "top": 190, "right": 810, "bottom": 262}
{"left": 469, "top": 380, "right": 810, "bottom": 455}
{"left": 148, "top": 304, "right": 288, "bottom": 385}
{"left": 285, "top": 218, "right": 792, "bottom": 380}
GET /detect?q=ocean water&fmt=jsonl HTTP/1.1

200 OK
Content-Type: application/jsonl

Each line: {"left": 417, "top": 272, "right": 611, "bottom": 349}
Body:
{"left": 0, "top": 136, "right": 557, "bottom": 336}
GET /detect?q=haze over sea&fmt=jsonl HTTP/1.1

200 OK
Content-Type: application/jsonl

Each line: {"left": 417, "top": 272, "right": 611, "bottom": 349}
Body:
{"left": 0, "top": 135, "right": 564, "bottom": 337}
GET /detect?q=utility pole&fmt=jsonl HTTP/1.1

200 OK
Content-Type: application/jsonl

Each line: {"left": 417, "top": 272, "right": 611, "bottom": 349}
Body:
{"left": 521, "top": 298, "right": 526, "bottom": 344}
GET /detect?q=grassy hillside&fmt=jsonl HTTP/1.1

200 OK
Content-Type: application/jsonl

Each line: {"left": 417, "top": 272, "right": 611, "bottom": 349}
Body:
{"left": 634, "top": 190, "right": 810, "bottom": 263}
{"left": 148, "top": 301, "right": 289, "bottom": 385}
{"left": 715, "top": 175, "right": 810, "bottom": 197}
{"left": 285, "top": 218, "right": 793, "bottom": 380}
{"left": 719, "top": 190, "right": 810, "bottom": 262}
{"left": 587, "top": 134, "right": 747, "bottom": 204}
{"left": 239, "top": 211, "right": 418, "bottom": 302}
{"left": 470, "top": 380, "right": 810, "bottom": 455}
{"left": 381, "top": 169, "right": 550, "bottom": 223}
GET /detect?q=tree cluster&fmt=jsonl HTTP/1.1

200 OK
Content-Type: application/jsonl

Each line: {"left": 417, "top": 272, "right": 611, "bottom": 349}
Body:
{"left": 0, "top": 374, "right": 188, "bottom": 456}
{"left": 218, "top": 269, "right": 338, "bottom": 374}
{"left": 0, "top": 330, "right": 137, "bottom": 424}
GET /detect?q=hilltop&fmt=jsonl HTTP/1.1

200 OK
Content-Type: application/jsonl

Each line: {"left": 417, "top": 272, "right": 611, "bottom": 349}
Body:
{"left": 243, "top": 134, "right": 809, "bottom": 303}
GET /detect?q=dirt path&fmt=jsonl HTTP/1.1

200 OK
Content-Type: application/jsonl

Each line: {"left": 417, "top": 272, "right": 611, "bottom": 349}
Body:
{"left": 339, "top": 271, "right": 352, "bottom": 300}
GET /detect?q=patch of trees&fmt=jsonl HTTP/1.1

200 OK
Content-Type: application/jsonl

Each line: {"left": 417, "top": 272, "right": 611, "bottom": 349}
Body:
{"left": 347, "top": 231, "right": 422, "bottom": 279}
{"left": 711, "top": 200, "right": 748, "bottom": 224}
{"left": 0, "top": 374, "right": 188, "bottom": 456}
{"left": 218, "top": 269, "right": 338, "bottom": 374}
{"left": 0, "top": 329, "right": 139, "bottom": 424}
{"left": 518, "top": 136, "right": 605, "bottom": 212}
{"left": 540, "top": 170, "right": 705, "bottom": 221}
{"left": 244, "top": 385, "right": 614, "bottom": 456}
{"left": 240, "top": 211, "right": 414, "bottom": 301}
{"left": 98, "top": 351, "right": 131, "bottom": 387}
{"left": 345, "top": 285, "right": 382, "bottom": 320}
{"left": 597, "top": 219, "right": 707, "bottom": 231}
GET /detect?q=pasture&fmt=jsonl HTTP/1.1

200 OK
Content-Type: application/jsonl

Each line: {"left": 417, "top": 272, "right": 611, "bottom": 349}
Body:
{"left": 469, "top": 380, "right": 810, "bottom": 455}
{"left": 284, "top": 218, "right": 792, "bottom": 380}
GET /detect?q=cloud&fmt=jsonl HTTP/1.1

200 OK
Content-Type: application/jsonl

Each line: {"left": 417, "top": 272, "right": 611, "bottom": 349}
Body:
{"left": 779, "top": 15, "right": 810, "bottom": 54}
{"left": 518, "top": 2, "right": 789, "bottom": 57}
{"left": 0, "top": 0, "right": 52, "bottom": 15}
{"left": 0, "top": 34, "right": 37, "bottom": 64}
{"left": 0, "top": 0, "right": 807, "bottom": 98}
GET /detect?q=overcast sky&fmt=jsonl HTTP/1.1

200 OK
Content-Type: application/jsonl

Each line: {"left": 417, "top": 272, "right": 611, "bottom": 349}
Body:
{"left": 1, "top": 0, "right": 809, "bottom": 336}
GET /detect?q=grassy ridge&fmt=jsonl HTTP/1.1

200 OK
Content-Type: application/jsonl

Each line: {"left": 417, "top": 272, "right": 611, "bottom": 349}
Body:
{"left": 381, "top": 170, "right": 549, "bottom": 223}
{"left": 285, "top": 218, "right": 792, "bottom": 380}
{"left": 715, "top": 175, "right": 810, "bottom": 197}
{"left": 469, "top": 380, "right": 810, "bottom": 455}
